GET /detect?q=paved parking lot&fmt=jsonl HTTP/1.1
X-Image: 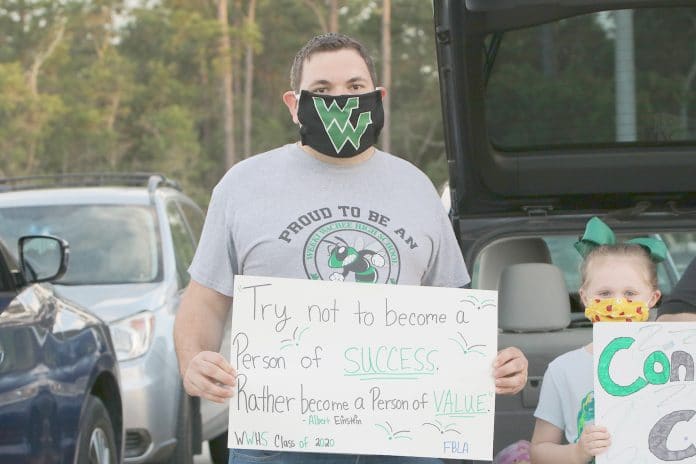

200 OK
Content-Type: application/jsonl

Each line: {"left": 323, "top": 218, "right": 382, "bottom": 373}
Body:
{"left": 194, "top": 443, "right": 214, "bottom": 464}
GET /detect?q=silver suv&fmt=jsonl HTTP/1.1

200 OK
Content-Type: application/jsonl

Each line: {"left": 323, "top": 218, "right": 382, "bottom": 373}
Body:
{"left": 0, "top": 174, "right": 228, "bottom": 464}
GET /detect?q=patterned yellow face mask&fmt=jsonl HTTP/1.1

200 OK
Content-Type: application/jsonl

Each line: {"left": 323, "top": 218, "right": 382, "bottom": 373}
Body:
{"left": 585, "top": 298, "right": 649, "bottom": 323}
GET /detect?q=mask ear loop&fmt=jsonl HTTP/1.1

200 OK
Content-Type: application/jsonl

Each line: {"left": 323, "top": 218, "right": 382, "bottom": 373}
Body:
{"left": 294, "top": 92, "right": 303, "bottom": 127}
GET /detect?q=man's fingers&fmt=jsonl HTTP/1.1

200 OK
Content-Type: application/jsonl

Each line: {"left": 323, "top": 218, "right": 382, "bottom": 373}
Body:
{"left": 495, "top": 375, "right": 522, "bottom": 388}
{"left": 201, "top": 351, "right": 236, "bottom": 375}
{"left": 187, "top": 369, "right": 235, "bottom": 399}
{"left": 494, "top": 357, "right": 528, "bottom": 388}
{"left": 200, "top": 392, "right": 233, "bottom": 404}
{"left": 494, "top": 358, "right": 525, "bottom": 379}
{"left": 493, "top": 347, "right": 523, "bottom": 367}
{"left": 183, "top": 351, "right": 236, "bottom": 401}
{"left": 201, "top": 359, "right": 237, "bottom": 386}
{"left": 495, "top": 373, "right": 526, "bottom": 395}
{"left": 495, "top": 385, "right": 518, "bottom": 395}
{"left": 494, "top": 348, "right": 528, "bottom": 379}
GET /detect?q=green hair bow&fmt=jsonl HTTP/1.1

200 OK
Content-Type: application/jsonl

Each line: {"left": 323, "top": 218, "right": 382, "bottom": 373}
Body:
{"left": 574, "top": 216, "right": 667, "bottom": 263}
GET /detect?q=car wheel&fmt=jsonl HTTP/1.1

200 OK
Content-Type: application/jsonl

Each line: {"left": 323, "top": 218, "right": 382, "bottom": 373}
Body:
{"left": 77, "top": 395, "right": 117, "bottom": 464}
{"left": 208, "top": 431, "right": 229, "bottom": 464}
{"left": 171, "top": 390, "right": 194, "bottom": 464}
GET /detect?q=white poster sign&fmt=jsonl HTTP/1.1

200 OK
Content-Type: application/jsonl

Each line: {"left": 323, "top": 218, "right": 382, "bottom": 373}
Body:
{"left": 594, "top": 322, "right": 696, "bottom": 463}
{"left": 227, "top": 275, "right": 498, "bottom": 460}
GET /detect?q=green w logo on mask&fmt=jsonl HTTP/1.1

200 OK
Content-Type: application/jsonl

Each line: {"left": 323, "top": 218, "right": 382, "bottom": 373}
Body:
{"left": 312, "top": 96, "right": 373, "bottom": 152}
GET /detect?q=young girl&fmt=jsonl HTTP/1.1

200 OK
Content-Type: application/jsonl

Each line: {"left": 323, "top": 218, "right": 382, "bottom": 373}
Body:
{"left": 530, "top": 217, "right": 665, "bottom": 464}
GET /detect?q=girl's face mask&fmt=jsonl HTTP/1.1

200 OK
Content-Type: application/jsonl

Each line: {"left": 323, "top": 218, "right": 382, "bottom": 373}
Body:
{"left": 585, "top": 297, "right": 650, "bottom": 323}
{"left": 296, "top": 89, "right": 384, "bottom": 158}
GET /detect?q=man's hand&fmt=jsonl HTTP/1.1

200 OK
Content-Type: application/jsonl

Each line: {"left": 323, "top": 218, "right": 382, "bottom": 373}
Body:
{"left": 575, "top": 424, "right": 611, "bottom": 462}
{"left": 493, "top": 346, "right": 528, "bottom": 395}
{"left": 183, "top": 351, "right": 237, "bottom": 403}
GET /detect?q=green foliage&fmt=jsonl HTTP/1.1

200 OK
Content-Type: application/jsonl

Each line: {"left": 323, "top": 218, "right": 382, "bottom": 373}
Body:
{"left": 0, "top": 0, "right": 452, "bottom": 202}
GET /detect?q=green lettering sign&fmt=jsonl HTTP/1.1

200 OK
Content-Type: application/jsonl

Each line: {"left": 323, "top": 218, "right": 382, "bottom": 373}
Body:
{"left": 598, "top": 336, "right": 647, "bottom": 397}
{"left": 644, "top": 351, "right": 670, "bottom": 385}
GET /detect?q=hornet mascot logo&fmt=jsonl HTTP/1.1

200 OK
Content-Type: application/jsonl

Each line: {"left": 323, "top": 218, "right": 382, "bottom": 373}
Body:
{"left": 325, "top": 236, "right": 385, "bottom": 283}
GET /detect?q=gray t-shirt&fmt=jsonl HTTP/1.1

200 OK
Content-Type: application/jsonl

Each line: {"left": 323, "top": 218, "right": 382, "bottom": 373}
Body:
{"left": 534, "top": 347, "right": 594, "bottom": 444}
{"left": 189, "top": 143, "right": 469, "bottom": 295}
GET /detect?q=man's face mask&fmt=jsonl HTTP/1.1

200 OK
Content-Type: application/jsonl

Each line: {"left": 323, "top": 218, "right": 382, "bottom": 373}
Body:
{"left": 585, "top": 297, "right": 650, "bottom": 323}
{"left": 296, "top": 89, "right": 384, "bottom": 158}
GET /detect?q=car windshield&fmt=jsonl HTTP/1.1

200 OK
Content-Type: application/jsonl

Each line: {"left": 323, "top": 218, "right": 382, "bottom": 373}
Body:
{"left": 0, "top": 205, "right": 161, "bottom": 285}
{"left": 486, "top": 7, "right": 696, "bottom": 149}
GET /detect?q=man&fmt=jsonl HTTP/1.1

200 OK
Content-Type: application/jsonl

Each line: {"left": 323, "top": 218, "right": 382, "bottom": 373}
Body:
{"left": 174, "top": 33, "right": 528, "bottom": 464}
{"left": 657, "top": 257, "right": 696, "bottom": 321}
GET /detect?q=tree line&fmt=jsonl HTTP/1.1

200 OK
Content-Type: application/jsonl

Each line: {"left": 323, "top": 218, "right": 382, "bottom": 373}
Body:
{"left": 0, "top": 0, "right": 445, "bottom": 205}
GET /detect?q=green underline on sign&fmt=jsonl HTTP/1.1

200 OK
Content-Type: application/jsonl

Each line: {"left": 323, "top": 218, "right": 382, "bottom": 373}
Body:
{"left": 344, "top": 372, "right": 435, "bottom": 377}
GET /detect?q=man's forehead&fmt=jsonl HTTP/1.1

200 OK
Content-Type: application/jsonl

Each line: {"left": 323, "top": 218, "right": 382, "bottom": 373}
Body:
{"left": 305, "top": 76, "right": 370, "bottom": 87}
{"left": 299, "top": 49, "right": 372, "bottom": 85}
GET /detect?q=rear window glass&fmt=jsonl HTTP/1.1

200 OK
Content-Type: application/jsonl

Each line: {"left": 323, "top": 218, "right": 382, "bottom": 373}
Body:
{"left": 472, "top": 232, "right": 696, "bottom": 296}
{"left": 486, "top": 7, "right": 696, "bottom": 149}
{"left": 0, "top": 205, "right": 161, "bottom": 285}
{"left": 542, "top": 235, "right": 680, "bottom": 295}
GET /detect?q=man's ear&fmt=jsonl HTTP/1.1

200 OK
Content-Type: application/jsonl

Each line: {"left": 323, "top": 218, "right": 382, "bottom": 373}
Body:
{"left": 378, "top": 86, "right": 387, "bottom": 99}
{"left": 282, "top": 91, "right": 300, "bottom": 125}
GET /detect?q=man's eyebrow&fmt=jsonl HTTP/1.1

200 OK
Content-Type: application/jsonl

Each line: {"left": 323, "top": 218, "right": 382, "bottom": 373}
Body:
{"left": 307, "top": 79, "right": 331, "bottom": 87}
{"left": 347, "top": 76, "right": 368, "bottom": 83}
{"left": 306, "top": 77, "right": 368, "bottom": 87}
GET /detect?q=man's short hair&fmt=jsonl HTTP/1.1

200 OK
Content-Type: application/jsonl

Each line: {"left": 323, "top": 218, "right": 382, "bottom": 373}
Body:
{"left": 290, "top": 33, "right": 378, "bottom": 92}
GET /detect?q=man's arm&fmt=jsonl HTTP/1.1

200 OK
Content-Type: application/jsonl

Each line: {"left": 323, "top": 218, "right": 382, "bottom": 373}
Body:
{"left": 174, "top": 279, "right": 236, "bottom": 403}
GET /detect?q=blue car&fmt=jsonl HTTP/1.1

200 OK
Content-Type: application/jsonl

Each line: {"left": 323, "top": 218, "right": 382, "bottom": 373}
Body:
{"left": 0, "top": 235, "right": 123, "bottom": 463}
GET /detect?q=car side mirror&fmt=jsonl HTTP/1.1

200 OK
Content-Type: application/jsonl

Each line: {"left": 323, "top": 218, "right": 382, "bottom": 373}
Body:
{"left": 18, "top": 235, "right": 69, "bottom": 284}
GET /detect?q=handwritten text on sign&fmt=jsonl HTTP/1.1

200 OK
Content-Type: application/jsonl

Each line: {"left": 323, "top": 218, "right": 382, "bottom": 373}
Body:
{"left": 228, "top": 275, "right": 498, "bottom": 460}
{"left": 594, "top": 322, "right": 696, "bottom": 463}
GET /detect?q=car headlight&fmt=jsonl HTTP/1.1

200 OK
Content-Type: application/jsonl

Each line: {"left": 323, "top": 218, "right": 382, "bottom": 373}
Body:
{"left": 109, "top": 310, "right": 155, "bottom": 361}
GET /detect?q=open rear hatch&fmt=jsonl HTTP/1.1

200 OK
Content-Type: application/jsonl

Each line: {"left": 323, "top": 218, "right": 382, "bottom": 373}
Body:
{"left": 433, "top": 0, "right": 696, "bottom": 221}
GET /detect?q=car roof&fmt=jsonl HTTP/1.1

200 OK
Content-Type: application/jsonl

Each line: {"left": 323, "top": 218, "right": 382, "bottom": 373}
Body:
{"left": 0, "top": 187, "right": 155, "bottom": 208}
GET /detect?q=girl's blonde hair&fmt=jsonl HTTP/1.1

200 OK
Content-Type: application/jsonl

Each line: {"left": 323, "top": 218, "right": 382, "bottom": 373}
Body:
{"left": 580, "top": 243, "right": 658, "bottom": 290}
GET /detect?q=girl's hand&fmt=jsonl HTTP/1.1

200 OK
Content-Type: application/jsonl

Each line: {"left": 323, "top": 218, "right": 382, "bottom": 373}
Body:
{"left": 575, "top": 425, "right": 611, "bottom": 462}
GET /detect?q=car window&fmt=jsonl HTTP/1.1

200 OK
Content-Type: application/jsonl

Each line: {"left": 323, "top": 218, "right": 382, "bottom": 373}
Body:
{"left": 486, "top": 7, "right": 696, "bottom": 149}
{"left": 166, "top": 201, "right": 196, "bottom": 289}
{"left": 472, "top": 232, "right": 695, "bottom": 298}
{"left": 0, "top": 328, "right": 38, "bottom": 375}
{"left": 177, "top": 200, "right": 204, "bottom": 244}
{"left": 0, "top": 205, "right": 161, "bottom": 285}
{"left": 543, "top": 236, "right": 674, "bottom": 295}
{"left": 0, "top": 250, "right": 13, "bottom": 293}
{"left": 660, "top": 232, "right": 696, "bottom": 276}
{"left": 0, "top": 248, "right": 16, "bottom": 312}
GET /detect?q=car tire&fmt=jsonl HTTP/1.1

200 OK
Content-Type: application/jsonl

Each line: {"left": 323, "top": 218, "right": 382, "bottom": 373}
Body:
{"left": 76, "top": 395, "right": 117, "bottom": 464}
{"left": 171, "top": 390, "right": 194, "bottom": 464}
{"left": 208, "top": 431, "right": 229, "bottom": 464}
